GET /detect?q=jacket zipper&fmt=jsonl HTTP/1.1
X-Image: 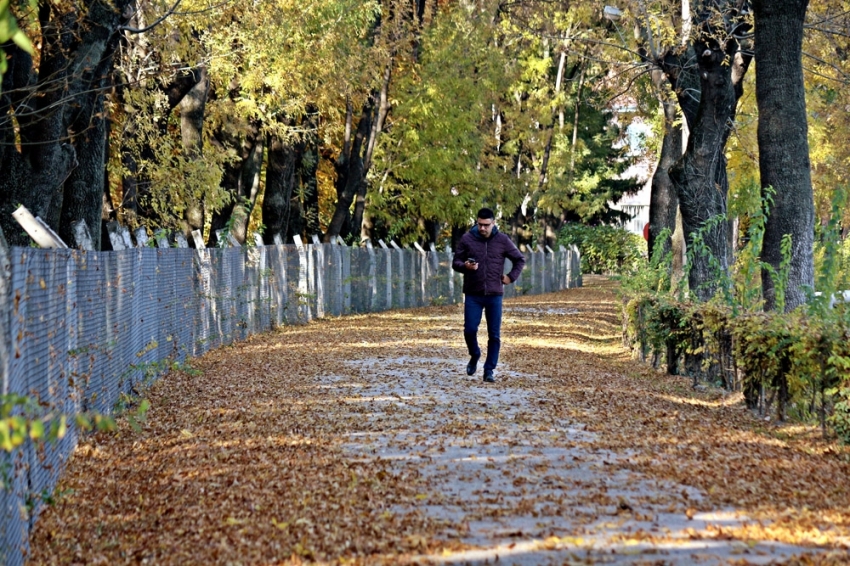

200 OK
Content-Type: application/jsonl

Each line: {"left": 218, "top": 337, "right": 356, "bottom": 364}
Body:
{"left": 484, "top": 240, "right": 489, "bottom": 294}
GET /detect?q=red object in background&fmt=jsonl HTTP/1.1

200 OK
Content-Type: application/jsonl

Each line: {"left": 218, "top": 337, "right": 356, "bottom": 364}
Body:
{"left": 643, "top": 223, "right": 650, "bottom": 241}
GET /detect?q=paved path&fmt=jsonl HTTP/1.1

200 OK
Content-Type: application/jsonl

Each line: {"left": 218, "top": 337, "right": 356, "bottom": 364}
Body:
{"left": 29, "top": 277, "right": 844, "bottom": 564}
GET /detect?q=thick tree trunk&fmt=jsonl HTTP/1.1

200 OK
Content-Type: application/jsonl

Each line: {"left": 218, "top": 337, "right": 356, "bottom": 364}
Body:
{"left": 647, "top": 74, "right": 682, "bottom": 258}
{"left": 753, "top": 0, "right": 814, "bottom": 312}
{"left": 179, "top": 67, "right": 210, "bottom": 241}
{"left": 262, "top": 135, "right": 303, "bottom": 245}
{"left": 0, "top": 1, "right": 132, "bottom": 249}
{"left": 327, "top": 103, "right": 373, "bottom": 241}
{"left": 59, "top": 91, "right": 109, "bottom": 248}
{"left": 209, "top": 119, "right": 264, "bottom": 246}
{"left": 668, "top": 4, "right": 751, "bottom": 302}
{"left": 300, "top": 114, "right": 321, "bottom": 239}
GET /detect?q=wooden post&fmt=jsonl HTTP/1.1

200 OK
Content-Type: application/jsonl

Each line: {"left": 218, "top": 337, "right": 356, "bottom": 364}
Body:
{"left": 193, "top": 229, "right": 212, "bottom": 355}
{"left": 191, "top": 230, "right": 206, "bottom": 250}
{"left": 119, "top": 226, "right": 133, "bottom": 249}
{"left": 292, "top": 235, "right": 312, "bottom": 322}
{"left": 366, "top": 240, "right": 377, "bottom": 311}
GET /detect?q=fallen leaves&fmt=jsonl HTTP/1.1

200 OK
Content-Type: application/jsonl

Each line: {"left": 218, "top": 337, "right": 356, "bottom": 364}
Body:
{"left": 26, "top": 276, "right": 850, "bottom": 564}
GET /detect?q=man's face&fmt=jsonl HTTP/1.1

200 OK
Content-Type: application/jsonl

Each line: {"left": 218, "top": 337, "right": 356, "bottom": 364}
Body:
{"left": 477, "top": 218, "right": 494, "bottom": 238}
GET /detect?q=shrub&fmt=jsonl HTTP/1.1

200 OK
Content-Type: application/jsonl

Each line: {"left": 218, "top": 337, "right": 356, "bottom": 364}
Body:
{"left": 558, "top": 223, "right": 645, "bottom": 275}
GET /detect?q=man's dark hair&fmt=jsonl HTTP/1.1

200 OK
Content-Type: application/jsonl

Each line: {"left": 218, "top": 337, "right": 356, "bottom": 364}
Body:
{"left": 477, "top": 207, "right": 495, "bottom": 220}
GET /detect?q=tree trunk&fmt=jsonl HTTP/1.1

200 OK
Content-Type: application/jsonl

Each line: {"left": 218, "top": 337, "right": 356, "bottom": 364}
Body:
{"left": 0, "top": 0, "right": 132, "bottom": 249}
{"left": 352, "top": 62, "right": 392, "bottom": 244}
{"left": 668, "top": 5, "right": 751, "bottom": 302}
{"left": 209, "top": 119, "right": 264, "bottom": 246}
{"left": 647, "top": 74, "right": 682, "bottom": 258}
{"left": 327, "top": 102, "right": 373, "bottom": 241}
{"left": 179, "top": 66, "right": 210, "bottom": 241}
{"left": 753, "top": 0, "right": 814, "bottom": 312}
{"left": 300, "top": 110, "right": 321, "bottom": 239}
{"left": 262, "top": 135, "right": 303, "bottom": 245}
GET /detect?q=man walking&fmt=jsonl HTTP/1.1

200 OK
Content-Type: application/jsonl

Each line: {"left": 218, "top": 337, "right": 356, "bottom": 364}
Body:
{"left": 452, "top": 208, "right": 526, "bottom": 383}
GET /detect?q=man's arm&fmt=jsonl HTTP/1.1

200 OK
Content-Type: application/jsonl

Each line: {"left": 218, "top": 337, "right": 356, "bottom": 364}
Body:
{"left": 504, "top": 236, "right": 526, "bottom": 282}
{"left": 452, "top": 239, "right": 469, "bottom": 273}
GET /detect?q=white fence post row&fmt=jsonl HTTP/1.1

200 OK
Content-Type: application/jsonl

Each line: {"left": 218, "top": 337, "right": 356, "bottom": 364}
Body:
{"left": 293, "top": 235, "right": 312, "bottom": 323}
{"left": 366, "top": 240, "right": 377, "bottom": 311}
{"left": 390, "top": 240, "right": 404, "bottom": 309}
{"left": 0, "top": 226, "right": 9, "bottom": 396}
{"left": 379, "top": 239, "right": 392, "bottom": 310}
{"left": 192, "top": 230, "right": 211, "bottom": 355}
{"left": 310, "top": 235, "right": 326, "bottom": 319}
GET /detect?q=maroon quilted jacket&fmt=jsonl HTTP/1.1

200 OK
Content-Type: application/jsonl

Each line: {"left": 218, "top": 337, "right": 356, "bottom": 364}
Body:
{"left": 452, "top": 225, "right": 526, "bottom": 296}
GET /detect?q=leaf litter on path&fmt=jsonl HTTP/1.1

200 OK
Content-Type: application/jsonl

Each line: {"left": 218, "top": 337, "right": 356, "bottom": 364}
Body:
{"left": 28, "top": 276, "right": 850, "bottom": 565}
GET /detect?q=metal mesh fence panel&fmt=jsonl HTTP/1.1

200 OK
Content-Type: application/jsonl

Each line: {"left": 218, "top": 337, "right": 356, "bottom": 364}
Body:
{"left": 0, "top": 241, "right": 579, "bottom": 564}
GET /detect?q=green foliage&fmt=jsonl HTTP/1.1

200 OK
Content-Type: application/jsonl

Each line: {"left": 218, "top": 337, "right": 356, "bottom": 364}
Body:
{"left": 619, "top": 227, "right": 674, "bottom": 297}
{"left": 0, "top": 394, "right": 65, "bottom": 453}
{"left": 557, "top": 223, "right": 645, "bottom": 275}
{"left": 621, "top": 185, "right": 850, "bottom": 438}
{"left": 369, "top": 1, "right": 520, "bottom": 243}
{"left": 814, "top": 186, "right": 850, "bottom": 297}
{"left": 0, "top": 0, "right": 35, "bottom": 86}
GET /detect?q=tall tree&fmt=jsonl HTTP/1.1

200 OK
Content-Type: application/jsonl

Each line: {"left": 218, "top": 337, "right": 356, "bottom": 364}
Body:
{"left": 753, "top": 0, "right": 814, "bottom": 311}
{"left": 1, "top": 0, "right": 134, "bottom": 248}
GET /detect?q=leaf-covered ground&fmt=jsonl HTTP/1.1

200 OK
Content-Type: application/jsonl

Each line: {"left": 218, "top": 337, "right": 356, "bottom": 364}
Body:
{"left": 28, "top": 277, "right": 850, "bottom": 564}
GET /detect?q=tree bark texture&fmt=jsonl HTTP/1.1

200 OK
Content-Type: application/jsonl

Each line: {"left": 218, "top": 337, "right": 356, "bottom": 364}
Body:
{"left": 327, "top": 102, "right": 373, "bottom": 242}
{"left": 0, "top": 0, "right": 132, "bottom": 249}
{"left": 753, "top": 0, "right": 814, "bottom": 312}
{"left": 648, "top": 79, "right": 683, "bottom": 258}
{"left": 179, "top": 66, "right": 210, "bottom": 241}
{"left": 668, "top": 2, "right": 751, "bottom": 301}
{"left": 262, "top": 135, "right": 304, "bottom": 245}
{"left": 209, "top": 119, "right": 264, "bottom": 246}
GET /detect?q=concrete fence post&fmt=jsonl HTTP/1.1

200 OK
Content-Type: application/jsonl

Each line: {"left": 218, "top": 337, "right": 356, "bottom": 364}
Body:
{"left": 366, "top": 240, "right": 377, "bottom": 311}
{"left": 71, "top": 220, "right": 94, "bottom": 251}
{"left": 106, "top": 221, "right": 126, "bottom": 250}
{"left": 134, "top": 227, "right": 149, "bottom": 248}
{"left": 378, "top": 239, "right": 392, "bottom": 310}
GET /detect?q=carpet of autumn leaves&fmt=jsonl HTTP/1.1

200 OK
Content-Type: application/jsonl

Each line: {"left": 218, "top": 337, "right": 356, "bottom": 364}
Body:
{"left": 27, "top": 276, "right": 850, "bottom": 565}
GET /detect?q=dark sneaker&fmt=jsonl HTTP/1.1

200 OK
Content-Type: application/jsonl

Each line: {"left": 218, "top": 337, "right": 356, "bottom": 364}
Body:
{"left": 483, "top": 369, "right": 495, "bottom": 383}
{"left": 466, "top": 355, "right": 480, "bottom": 376}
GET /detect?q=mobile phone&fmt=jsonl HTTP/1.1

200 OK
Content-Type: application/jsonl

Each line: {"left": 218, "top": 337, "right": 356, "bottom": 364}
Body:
{"left": 467, "top": 258, "right": 477, "bottom": 264}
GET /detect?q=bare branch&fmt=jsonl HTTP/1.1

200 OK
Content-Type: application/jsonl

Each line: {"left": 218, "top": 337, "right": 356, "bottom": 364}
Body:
{"left": 120, "top": 0, "right": 183, "bottom": 34}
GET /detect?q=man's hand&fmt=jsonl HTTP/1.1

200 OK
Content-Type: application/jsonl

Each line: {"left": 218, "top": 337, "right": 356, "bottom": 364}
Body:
{"left": 465, "top": 260, "right": 478, "bottom": 271}
{"left": 501, "top": 275, "right": 511, "bottom": 284}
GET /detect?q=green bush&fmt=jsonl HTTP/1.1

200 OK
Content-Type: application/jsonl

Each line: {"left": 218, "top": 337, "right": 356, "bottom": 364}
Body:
{"left": 558, "top": 223, "right": 646, "bottom": 275}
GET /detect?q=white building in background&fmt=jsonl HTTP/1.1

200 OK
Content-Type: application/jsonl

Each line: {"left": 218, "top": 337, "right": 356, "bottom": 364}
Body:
{"left": 609, "top": 116, "right": 653, "bottom": 236}
{"left": 611, "top": 181, "right": 651, "bottom": 235}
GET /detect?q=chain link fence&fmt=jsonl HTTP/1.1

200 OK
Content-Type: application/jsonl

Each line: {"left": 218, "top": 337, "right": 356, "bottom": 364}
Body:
{"left": 0, "top": 239, "right": 580, "bottom": 565}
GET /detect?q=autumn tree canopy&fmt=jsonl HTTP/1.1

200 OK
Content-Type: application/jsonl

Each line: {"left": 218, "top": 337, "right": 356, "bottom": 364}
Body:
{"left": 1, "top": 0, "right": 845, "bottom": 306}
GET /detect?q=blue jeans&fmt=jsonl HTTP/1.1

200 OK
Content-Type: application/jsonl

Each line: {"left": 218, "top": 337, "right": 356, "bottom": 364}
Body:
{"left": 463, "top": 294, "right": 503, "bottom": 371}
